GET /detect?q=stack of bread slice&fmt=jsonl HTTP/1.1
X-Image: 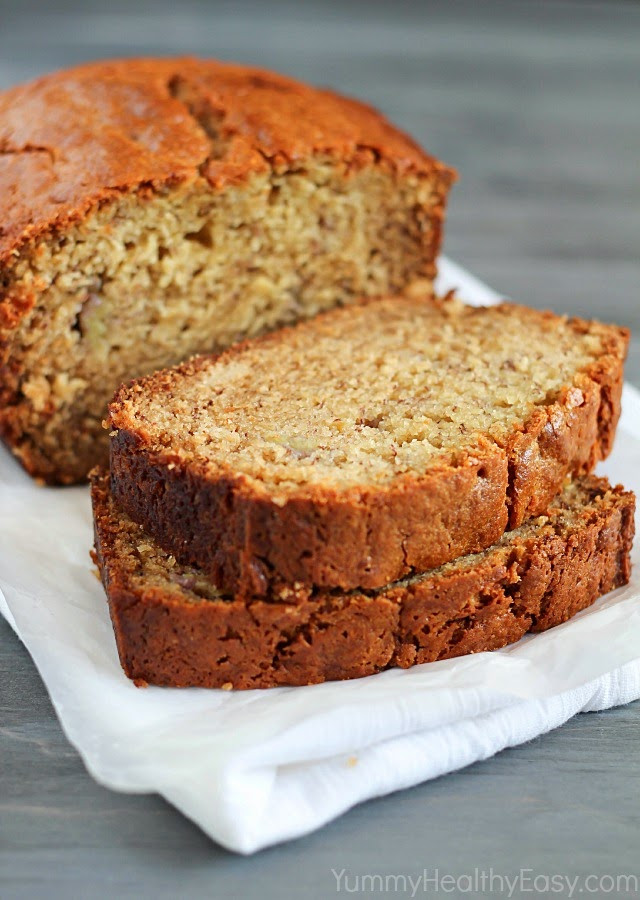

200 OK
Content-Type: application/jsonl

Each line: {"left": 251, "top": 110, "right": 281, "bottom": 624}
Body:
{"left": 92, "top": 295, "right": 635, "bottom": 688}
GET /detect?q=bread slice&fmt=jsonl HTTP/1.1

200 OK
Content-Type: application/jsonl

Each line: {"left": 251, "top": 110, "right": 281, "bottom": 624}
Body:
{"left": 0, "top": 58, "right": 454, "bottom": 484}
{"left": 108, "top": 295, "right": 628, "bottom": 597}
{"left": 91, "top": 471, "right": 635, "bottom": 689}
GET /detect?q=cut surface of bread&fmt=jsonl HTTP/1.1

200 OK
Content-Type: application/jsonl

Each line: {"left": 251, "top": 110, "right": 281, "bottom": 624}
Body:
{"left": 91, "top": 471, "right": 635, "bottom": 689}
{"left": 0, "top": 58, "right": 454, "bottom": 484}
{"left": 108, "top": 295, "right": 628, "bottom": 596}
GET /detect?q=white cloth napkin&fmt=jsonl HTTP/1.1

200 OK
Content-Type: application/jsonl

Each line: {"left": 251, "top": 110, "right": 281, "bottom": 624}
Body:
{"left": 1, "top": 259, "right": 639, "bottom": 854}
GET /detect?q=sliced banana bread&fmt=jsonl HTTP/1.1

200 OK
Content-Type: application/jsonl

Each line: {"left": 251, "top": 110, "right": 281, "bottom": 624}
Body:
{"left": 0, "top": 58, "right": 454, "bottom": 484}
{"left": 91, "top": 471, "right": 635, "bottom": 689}
{"left": 108, "top": 295, "right": 628, "bottom": 597}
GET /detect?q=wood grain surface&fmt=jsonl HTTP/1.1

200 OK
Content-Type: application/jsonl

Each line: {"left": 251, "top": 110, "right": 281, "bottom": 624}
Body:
{"left": 1, "top": 0, "right": 638, "bottom": 896}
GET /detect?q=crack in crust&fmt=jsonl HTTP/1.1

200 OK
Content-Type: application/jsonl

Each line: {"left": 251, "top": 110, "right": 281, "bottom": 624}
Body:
{"left": 0, "top": 141, "right": 55, "bottom": 162}
{"left": 166, "top": 74, "right": 230, "bottom": 165}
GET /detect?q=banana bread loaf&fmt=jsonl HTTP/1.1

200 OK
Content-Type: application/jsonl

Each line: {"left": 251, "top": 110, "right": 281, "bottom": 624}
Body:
{"left": 91, "top": 471, "right": 635, "bottom": 689}
{"left": 0, "top": 57, "right": 454, "bottom": 484}
{"left": 108, "top": 295, "right": 628, "bottom": 597}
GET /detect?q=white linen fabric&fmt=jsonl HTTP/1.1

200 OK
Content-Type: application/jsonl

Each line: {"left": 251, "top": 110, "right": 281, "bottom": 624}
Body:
{"left": 1, "top": 259, "right": 638, "bottom": 853}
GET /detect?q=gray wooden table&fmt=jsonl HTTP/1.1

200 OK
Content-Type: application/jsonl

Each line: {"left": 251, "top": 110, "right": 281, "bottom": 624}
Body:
{"left": 1, "top": 1, "right": 639, "bottom": 896}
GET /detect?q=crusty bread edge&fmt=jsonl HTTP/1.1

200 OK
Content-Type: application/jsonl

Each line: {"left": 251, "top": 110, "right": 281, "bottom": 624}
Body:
{"left": 91, "top": 471, "right": 635, "bottom": 689}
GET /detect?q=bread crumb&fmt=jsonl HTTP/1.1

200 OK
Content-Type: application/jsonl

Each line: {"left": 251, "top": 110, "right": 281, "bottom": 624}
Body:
{"left": 7, "top": 147, "right": 446, "bottom": 483}
{"left": 221, "top": 682, "right": 233, "bottom": 691}
{"left": 119, "top": 296, "right": 608, "bottom": 497}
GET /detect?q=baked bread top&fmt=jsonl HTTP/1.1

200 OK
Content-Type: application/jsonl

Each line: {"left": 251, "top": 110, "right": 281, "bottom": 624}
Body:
{"left": 0, "top": 56, "right": 454, "bottom": 268}
{"left": 108, "top": 295, "right": 628, "bottom": 596}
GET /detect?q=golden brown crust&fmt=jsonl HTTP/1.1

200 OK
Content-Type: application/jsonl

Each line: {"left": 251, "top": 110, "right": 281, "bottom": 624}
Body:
{"left": 91, "top": 471, "right": 635, "bottom": 689}
{"left": 107, "top": 299, "right": 629, "bottom": 596}
{"left": 504, "top": 316, "right": 628, "bottom": 526}
{"left": 0, "top": 57, "right": 453, "bottom": 268}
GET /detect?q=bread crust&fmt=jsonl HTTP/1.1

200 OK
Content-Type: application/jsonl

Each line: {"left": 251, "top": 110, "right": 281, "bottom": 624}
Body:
{"left": 91, "top": 472, "right": 635, "bottom": 689}
{"left": 108, "top": 300, "right": 628, "bottom": 596}
{"left": 0, "top": 57, "right": 453, "bottom": 269}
